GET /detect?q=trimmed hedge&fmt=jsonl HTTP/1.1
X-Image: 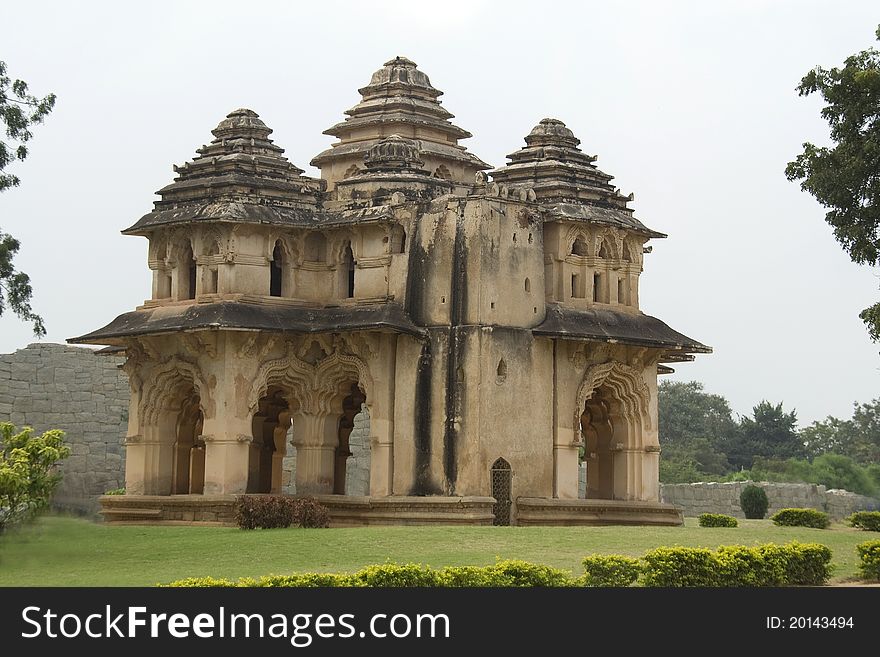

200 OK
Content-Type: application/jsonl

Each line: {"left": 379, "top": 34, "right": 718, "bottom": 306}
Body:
{"left": 581, "top": 555, "right": 642, "bottom": 587}
{"left": 234, "top": 495, "right": 330, "bottom": 530}
{"left": 641, "top": 542, "right": 832, "bottom": 587}
{"left": 740, "top": 484, "right": 769, "bottom": 519}
{"left": 856, "top": 540, "right": 880, "bottom": 581}
{"left": 698, "top": 513, "right": 738, "bottom": 528}
{"left": 165, "top": 543, "right": 833, "bottom": 587}
{"left": 770, "top": 508, "right": 831, "bottom": 529}
{"left": 848, "top": 511, "right": 880, "bottom": 532}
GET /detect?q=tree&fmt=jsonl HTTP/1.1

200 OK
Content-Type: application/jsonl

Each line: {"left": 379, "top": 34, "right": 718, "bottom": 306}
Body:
{"left": 801, "top": 398, "right": 880, "bottom": 463}
{"left": 0, "top": 60, "right": 55, "bottom": 336}
{"left": 0, "top": 423, "right": 70, "bottom": 532}
{"left": 722, "top": 401, "right": 805, "bottom": 470}
{"left": 785, "top": 26, "right": 880, "bottom": 342}
{"left": 657, "top": 381, "right": 736, "bottom": 479}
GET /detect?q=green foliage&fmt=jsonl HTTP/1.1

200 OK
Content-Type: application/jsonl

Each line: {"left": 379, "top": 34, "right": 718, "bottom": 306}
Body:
{"left": 581, "top": 555, "right": 642, "bottom": 587}
{"left": 771, "top": 508, "right": 831, "bottom": 529}
{"left": 0, "top": 61, "right": 56, "bottom": 192}
{"left": 740, "top": 484, "right": 769, "bottom": 519}
{"left": 0, "top": 423, "right": 69, "bottom": 532}
{"left": 785, "top": 26, "right": 880, "bottom": 341}
{"left": 641, "top": 542, "right": 832, "bottom": 587}
{"left": 698, "top": 513, "right": 738, "bottom": 528}
{"left": 161, "top": 576, "right": 237, "bottom": 588}
{"left": 658, "top": 381, "right": 735, "bottom": 480}
{"left": 0, "top": 230, "right": 45, "bottom": 336}
{"left": 641, "top": 546, "right": 719, "bottom": 586}
{"left": 249, "top": 573, "right": 355, "bottom": 587}
{"left": 723, "top": 454, "right": 879, "bottom": 496}
{"left": 856, "top": 540, "right": 880, "bottom": 580}
{"left": 724, "top": 401, "right": 804, "bottom": 471}
{"left": 0, "top": 61, "right": 55, "bottom": 336}
{"left": 847, "top": 511, "right": 880, "bottom": 532}
{"left": 104, "top": 488, "right": 125, "bottom": 496}
{"left": 487, "top": 559, "right": 574, "bottom": 587}
{"left": 234, "top": 495, "right": 330, "bottom": 530}
{"left": 350, "top": 563, "right": 442, "bottom": 587}
{"left": 802, "top": 400, "right": 880, "bottom": 465}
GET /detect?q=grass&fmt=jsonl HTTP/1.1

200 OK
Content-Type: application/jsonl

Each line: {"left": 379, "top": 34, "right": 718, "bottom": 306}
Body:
{"left": 0, "top": 514, "right": 871, "bottom": 586}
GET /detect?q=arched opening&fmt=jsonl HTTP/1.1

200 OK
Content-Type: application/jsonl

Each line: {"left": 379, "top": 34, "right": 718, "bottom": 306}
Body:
{"left": 571, "top": 273, "right": 585, "bottom": 299}
{"left": 593, "top": 272, "right": 602, "bottom": 302}
{"left": 491, "top": 458, "right": 512, "bottom": 526}
{"left": 524, "top": 277, "right": 531, "bottom": 293}
{"left": 623, "top": 241, "right": 634, "bottom": 263}
{"left": 179, "top": 242, "right": 196, "bottom": 300}
{"left": 202, "top": 240, "right": 220, "bottom": 295}
{"left": 617, "top": 277, "right": 626, "bottom": 305}
{"left": 304, "top": 233, "right": 327, "bottom": 263}
{"left": 172, "top": 390, "right": 205, "bottom": 494}
{"left": 496, "top": 358, "right": 507, "bottom": 381}
{"left": 598, "top": 240, "right": 611, "bottom": 259}
{"left": 342, "top": 241, "right": 355, "bottom": 298}
{"left": 571, "top": 237, "right": 588, "bottom": 257}
{"left": 432, "top": 164, "right": 452, "bottom": 180}
{"left": 248, "top": 387, "right": 291, "bottom": 494}
{"left": 334, "top": 382, "right": 367, "bottom": 494}
{"left": 580, "top": 389, "right": 619, "bottom": 500}
{"left": 390, "top": 225, "right": 406, "bottom": 254}
{"left": 270, "top": 240, "right": 284, "bottom": 297}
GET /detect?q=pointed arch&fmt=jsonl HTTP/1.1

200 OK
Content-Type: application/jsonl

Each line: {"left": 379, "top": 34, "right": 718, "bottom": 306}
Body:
{"left": 139, "top": 357, "right": 214, "bottom": 426}
{"left": 574, "top": 361, "right": 651, "bottom": 440}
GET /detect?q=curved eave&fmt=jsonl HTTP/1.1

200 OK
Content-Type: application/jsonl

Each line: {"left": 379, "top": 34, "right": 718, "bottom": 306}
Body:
{"left": 68, "top": 301, "right": 426, "bottom": 347}
{"left": 534, "top": 304, "right": 711, "bottom": 354}
{"left": 542, "top": 204, "right": 666, "bottom": 239}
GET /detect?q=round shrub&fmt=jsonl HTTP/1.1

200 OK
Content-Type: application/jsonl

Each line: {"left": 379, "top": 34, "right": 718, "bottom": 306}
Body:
{"left": 699, "top": 513, "right": 738, "bottom": 528}
{"left": 740, "top": 484, "right": 769, "bottom": 519}
{"left": 770, "top": 508, "right": 831, "bottom": 529}
{"left": 848, "top": 511, "right": 880, "bottom": 532}
{"left": 581, "top": 555, "right": 642, "bottom": 587}
{"left": 856, "top": 540, "right": 880, "bottom": 581}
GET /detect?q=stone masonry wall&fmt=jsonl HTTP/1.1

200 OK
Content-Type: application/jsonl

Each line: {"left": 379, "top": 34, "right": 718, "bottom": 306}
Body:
{"left": 661, "top": 481, "right": 880, "bottom": 520}
{"left": 0, "top": 343, "right": 128, "bottom": 514}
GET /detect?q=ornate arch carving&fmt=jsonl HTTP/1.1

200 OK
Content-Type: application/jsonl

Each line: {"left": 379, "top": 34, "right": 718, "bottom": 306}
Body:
{"left": 139, "top": 356, "right": 214, "bottom": 425}
{"left": 247, "top": 345, "right": 374, "bottom": 418}
{"left": 574, "top": 361, "right": 651, "bottom": 443}
{"left": 564, "top": 225, "right": 590, "bottom": 256}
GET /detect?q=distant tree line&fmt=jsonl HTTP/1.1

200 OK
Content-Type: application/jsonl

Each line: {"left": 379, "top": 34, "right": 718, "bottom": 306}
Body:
{"left": 658, "top": 381, "right": 880, "bottom": 496}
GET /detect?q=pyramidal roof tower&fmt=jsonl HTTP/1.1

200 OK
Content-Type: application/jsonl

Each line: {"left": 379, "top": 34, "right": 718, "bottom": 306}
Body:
{"left": 312, "top": 56, "right": 490, "bottom": 189}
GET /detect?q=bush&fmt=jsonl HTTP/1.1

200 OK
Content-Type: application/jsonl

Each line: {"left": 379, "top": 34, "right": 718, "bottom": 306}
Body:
{"left": 781, "top": 542, "right": 833, "bottom": 585}
{"left": 437, "top": 566, "right": 498, "bottom": 587}
{"left": 856, "top": 540, "right": 880, "bottom": 580}
{"left": 698, "top": 513, "right": 738, "bottom": 528}
{"left": 739, "top": 484, "right": 769, "bottom": 519}
{"left": 234, "top": 495, "right": 330, "bottom": 530}
{"left": 642, "top": 546, "right": 719, "bottom": 587}
{"left": 848, "top": 511, "right": 880, "bottom": 532}
{"left": 252, "top": 573, "right": 355, "bottom": 587}
{"left": 161, "top": 576, "right": 237, "bottom": 587}
{"left": 641, "top": 542, "right": 832, "bottom": 587}
{"left": 350, "top": 563, "right": 442, "bottom": 587}
{"left": 104, "top": 488, "right": 125, "bottom": 496}
{"left": 581, "top": 555, "right": 642, "bottom": 587}
{"left": 0, "top": 423, "right": 70, "bottom": 532}
{"left": 292, "top": 497, "right": 331, "bottom": 529}
{"left": 487, "top": 560, "right": 574, "bottom": 587}
{"left": 770, "top": 508, "right": 831, "bottom": 529}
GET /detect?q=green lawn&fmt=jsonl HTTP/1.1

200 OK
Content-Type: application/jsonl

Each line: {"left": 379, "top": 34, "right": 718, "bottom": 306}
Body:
{"left": 0, "top": 515, "right": 872, "bottom": 586}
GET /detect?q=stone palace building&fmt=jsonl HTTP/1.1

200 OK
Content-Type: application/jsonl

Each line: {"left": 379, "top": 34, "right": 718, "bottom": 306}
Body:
{"left": 72, "top": 56, "right": 709, "bottom": 526}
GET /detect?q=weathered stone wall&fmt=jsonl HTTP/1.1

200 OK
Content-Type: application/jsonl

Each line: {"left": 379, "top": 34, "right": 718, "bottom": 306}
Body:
{"left": 661, "top": 481, "right": 880, "bottom": 520}
{"left": 0, "top": 343, "right": 128, "bottom": 513}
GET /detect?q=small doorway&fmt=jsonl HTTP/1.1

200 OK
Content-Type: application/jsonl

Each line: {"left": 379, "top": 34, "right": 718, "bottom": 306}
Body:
{"left": 491, "top": 458, "right": 512, "bottom": 526}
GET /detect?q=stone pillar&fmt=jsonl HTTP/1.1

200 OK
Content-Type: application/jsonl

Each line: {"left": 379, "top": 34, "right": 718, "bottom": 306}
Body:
{"left": 271, "top": 424, "right": 287, "bottom": 494}
{"left": 124, "top": 435, "right": 146, "bottom": 495}
{"left": 291, "top": 412, "right": 338, "bottom": 495}
{"left": 189, "top": 445, "right": 206, "bottom": 494}
{"left": 553, "top": 444, "right": 580, "bottom": 499}
{"left": 203, "top": 434, "right": 251, "bottom": 494}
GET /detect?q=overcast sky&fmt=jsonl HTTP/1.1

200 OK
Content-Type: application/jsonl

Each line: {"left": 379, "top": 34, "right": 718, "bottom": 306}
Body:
{"left": 1, "top": 0, "right": 878, "bottom": 425}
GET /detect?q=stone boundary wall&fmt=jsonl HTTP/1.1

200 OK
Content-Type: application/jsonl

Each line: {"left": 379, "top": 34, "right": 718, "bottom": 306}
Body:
{"left": 660, "top": 481, "right": 880, "bottom": 520}
{"left": 0, "top": 343, "right": 128, "bottom": 513}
